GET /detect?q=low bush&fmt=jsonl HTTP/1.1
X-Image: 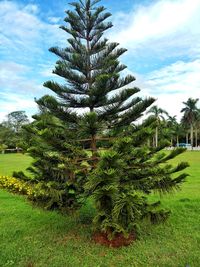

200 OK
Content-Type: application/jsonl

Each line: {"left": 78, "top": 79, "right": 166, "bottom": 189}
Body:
{"left": 0, "top": 175, "right": 33, "bottom": 195}
{"left": 77, "top": 198, "right": 96, "bottom": 224}
{"left": 0, "top": 175, "right": 80, "bottom": 212}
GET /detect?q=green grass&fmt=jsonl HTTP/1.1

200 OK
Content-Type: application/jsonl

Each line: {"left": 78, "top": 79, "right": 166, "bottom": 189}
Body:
{"left": 0, "top": 153, "right": 32, "bottom": 176}
{"left": 0, "top": 152, "right": 200, "bottom": 267}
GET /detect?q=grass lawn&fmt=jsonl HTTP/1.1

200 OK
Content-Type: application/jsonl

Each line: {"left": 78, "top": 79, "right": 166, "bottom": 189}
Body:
{"left": 0, "top": 152, "right": 200, "bottom": 267}
{"left": 0, "top": 153, "right": 33, "bottom": 176}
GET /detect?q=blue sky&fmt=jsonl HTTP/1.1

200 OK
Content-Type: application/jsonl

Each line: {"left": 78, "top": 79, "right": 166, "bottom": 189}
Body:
{"left": 1, "top": 0, "right": 200, "bottom": 122}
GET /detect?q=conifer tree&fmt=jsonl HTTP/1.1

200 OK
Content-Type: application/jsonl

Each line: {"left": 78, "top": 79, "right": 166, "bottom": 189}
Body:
{"left": 23, "top": 0, "right": 154, "bottom": 210}
{"left": 16, "top": 0, "right": 188, "bottom": 242}
{"left": 39, "top": 0, "right": 155, "bottom": 162}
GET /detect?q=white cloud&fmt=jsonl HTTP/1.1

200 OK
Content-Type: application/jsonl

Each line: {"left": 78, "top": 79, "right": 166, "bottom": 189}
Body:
{"left": 0, "top": 2, "right": 41, "bottom": 48}
{"left": 131, "top": 59, "right": 200, "bottom": 120}
{"left": 0, "top": 1, "right": 66, "bottom": 121}
{"left": 48, "top": 16, "right": 61, "bottom": 24}
{"left": 0, "top": 1, "right": 66, "bottom": 59}
{"left": 106, "top": 0, "right": 200, "bottom": 121}
{"left": 38, "top": 63, "right": 57, "bottom": 78}
{"left": 24, "top": 4, "right": 39, "bottom": 14}
{"left": 146, "top": 60, "right": 200, "bottom": 94}
{"left": 0, "top": 61, "right": 42, "bottom": 94}
{"left": 0, "top": 61, "right": 45, "bottom": 121}
{"left": 110, "top": 0, "right": 200, "bottom": 58}
{"left": 0, "top": 92, "right": 38, "bottom": 122}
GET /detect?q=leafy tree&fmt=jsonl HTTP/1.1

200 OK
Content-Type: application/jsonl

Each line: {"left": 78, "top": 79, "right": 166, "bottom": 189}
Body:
{"left": 0, "top": 121, "right": 18, "bottom": 149}
{"left": 174, "top": 123, "right": 185, "bottom": 146}
{"left": 0, "top": 123, "right": 12, "bottom": 147}
{"left": 181, "top": 98, "right": 199, "bottom": 147}
{"left": 7, "top": 111, "right": 29, "bottom": 133}
{"left": 166, "top": 115, "right": 186, "bottom": 146}
{"left": 147, "top": 105, "right": 168, "bottom": 147}
{"left": 0, "top": 143, "right": 7, "bottom": 153}
{"left": 193, "top": 111, "right": 200, "bottom": 147}
{"left": 180, "top": 117, "right": 190, "bottom": 144}
{"left": 166, "top": 115, "right": 188, "bottom": 147}
{"left": 0, "top": 111, "right": 29, "bottom": 150}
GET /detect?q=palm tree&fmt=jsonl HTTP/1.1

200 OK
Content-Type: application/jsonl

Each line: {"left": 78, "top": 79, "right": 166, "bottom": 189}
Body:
{"left": 166, "top": 115, "right": 177, "bottom": 146}
{"left": 194, "top": 111, "right": 200, "bottom": 147}
{"left": 147, "top": 105, "right": 168, "bottom": 147}
{"left": 174, "top": 123, "right": 185, "bottom": 147}
{"left": 181, "top": 98, "right": 199, "bottom": 148}
{"left": 180, "top": 118, "right": 190, "bottom": 144}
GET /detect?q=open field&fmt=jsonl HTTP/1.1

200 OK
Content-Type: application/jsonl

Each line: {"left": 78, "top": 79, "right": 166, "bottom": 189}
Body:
{"left": 0, "top": 153, "right": 32, "bottom": 176}
{"left": 0, "top": 152, "right": 200, "bottom": 267}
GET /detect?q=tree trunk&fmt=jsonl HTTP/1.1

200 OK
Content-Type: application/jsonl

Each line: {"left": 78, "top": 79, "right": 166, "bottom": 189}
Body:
{"left": 190, "top": 124, "right": 193, "bottom": 148}
{"left": 91, "top": 134, "right": 97, "bottom": 167}
{"left": 186, "top": 133, "right": 188, "bottom": 144}
{"left": 155, "top": 127, "right": 158, "bottom": 147}
{"left": 195, "top": 128, "right": 198, "bottom": 147}
{"left": 176, "top": 135, "right": 179, "bottom": 147}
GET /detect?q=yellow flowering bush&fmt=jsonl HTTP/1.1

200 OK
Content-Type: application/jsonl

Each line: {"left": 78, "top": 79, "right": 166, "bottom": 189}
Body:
{"left": 0, "top": 176, "right": 62, "bottom": 209}
{"left": 0, "top": 175, "right": 33, "bottom": 195}
{"left": 0, "top": 176, "right": 71, "bottom": 210}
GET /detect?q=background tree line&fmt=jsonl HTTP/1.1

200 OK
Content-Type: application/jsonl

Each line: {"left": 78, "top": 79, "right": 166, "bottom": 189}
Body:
{"left": 147, "top": 98, "right": 200, "bottom": 148}
{"left": 0, "top": 111, "right": 29, "bottom": 152}
{"left": 1, "top": 96, "right": 199, "bottom": 153}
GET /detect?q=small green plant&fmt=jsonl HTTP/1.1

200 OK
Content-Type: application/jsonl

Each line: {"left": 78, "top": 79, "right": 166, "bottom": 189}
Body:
{"left": 78, "top": 198, "right": 96, "bottom": 224}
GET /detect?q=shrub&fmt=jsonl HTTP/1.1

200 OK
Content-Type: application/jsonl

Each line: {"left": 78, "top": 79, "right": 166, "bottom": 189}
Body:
{"left": 0, "top": 175, "right": 33, "bottom": 195}
{"left": 0, "top": 175, "right": 81, "bottom": 211}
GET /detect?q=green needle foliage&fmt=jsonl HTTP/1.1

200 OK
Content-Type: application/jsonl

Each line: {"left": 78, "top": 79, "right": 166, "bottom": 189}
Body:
{"left": 22, "top": 0, "right": 155, "bottom": 212}
{"left": 13, "top": 0, "right": 188, "bottom": 240}
{"left": 86, "top": 123, "right": 189, "bottom": 237}
{"left": 40, "top": 0, "right": 155, "bottom": 160}
{"left": 15, "top": 112, "right": 87, "bottom": 210}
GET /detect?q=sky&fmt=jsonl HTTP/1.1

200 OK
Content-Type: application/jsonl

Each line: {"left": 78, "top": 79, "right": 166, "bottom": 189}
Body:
{"left": 1, "top": 0, "right": 200, "bottom": 122}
